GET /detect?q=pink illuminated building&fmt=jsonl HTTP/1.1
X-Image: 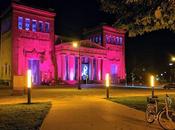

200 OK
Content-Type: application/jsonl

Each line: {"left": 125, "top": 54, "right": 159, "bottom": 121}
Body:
{"left": 0, "top": 2, "right": 126, "bottom": 86}
{"left": 56, "top": 26, "right": 126, "bottom": 84}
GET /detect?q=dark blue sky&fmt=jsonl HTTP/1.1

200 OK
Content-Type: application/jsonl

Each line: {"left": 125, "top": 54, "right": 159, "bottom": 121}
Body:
{"left": 5, "top": 0, "right": 116, "bottom": 37}
{"left": 1, "top": 0, "right": 175, "bottom": 74}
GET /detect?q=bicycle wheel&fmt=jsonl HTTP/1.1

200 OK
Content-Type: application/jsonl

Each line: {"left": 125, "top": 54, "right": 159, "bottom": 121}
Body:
{"left": 145, "top": 104, "right": 155, "bottom": 123}
{"left": 158, "top": 110, "right": 175, "bottom": 130}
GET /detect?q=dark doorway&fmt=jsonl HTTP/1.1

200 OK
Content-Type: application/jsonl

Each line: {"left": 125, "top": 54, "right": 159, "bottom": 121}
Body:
{"left": 28, "top": 59, "right": 40, "bottom": 85}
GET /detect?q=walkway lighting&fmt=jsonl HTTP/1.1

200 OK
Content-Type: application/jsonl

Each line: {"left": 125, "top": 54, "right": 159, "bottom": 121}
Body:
{"left": 172, "top": 57, "right": 175, "bottom": 62}
{"left": 27, "top": 69, "right": 32, "bottom": 104}
{"left": 150, "top": 75, "right": 155, "bottom": 98}
{"left": 106, "top": 73, "right": 110, "bottom": 99}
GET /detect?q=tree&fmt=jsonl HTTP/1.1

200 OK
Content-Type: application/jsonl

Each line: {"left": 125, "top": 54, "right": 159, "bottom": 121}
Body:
{"left": 99, "top": 0, "right": 175, "bottom": 37}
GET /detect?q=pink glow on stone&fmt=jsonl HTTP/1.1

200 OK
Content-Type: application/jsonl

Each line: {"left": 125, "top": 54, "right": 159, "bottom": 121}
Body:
{"left": 12, "top": 3, "right": 55, "bottom": 85}
{"left": 70, "top": 69, "right": 74, "bottom": 81}
{"left": 11, "top": 3, "right": 126, "bottom": 86}
{"left": 98, "top": 71, "right": 101, "bottom": 81}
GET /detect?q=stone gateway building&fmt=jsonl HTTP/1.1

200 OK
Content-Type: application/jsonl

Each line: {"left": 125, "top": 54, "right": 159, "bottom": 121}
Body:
{"left": 0, "top": 2, "right": 126, "bottom": 87}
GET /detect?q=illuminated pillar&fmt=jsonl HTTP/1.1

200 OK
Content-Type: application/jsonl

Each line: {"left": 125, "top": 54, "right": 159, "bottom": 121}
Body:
{"left": 102, "top": 58, "right": 110, "bottom": 81}
{"left": 101, "top": 59, "right": 103, "bottom": 80}
{"left": 61, "top": 55, "right": 66, "bottom": 80}
{"left": 75, "top": 56, "right": 78, "bottom": 81}
{"left": 90, "top": 57, "right": 94, "bottom": 80}
{"left": 77, "top": 56, "right": 82, "bottom": 81}
{"left": 69, "top": 55, "right": 75, "bottom": 80}
{"left": 97, "top": 58, "right": 102, "bottom": 81}
{"left": 57, "top": 54, "right": 61, "bottom": 79}
{"left": 79, "top": 57, "right": 82, "bottom": 81}
{"left": 95, "top": 58, "right": 98, "bottom": 80}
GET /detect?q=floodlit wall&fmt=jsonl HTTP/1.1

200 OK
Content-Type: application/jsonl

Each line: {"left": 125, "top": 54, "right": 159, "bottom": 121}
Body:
{"left": 0, "top": 15, "right": 12, "bottom": 81}
{"left": 11, "top": 3, "right": 56, "bottom": 85}
{"left": 0, "top": 3, "right": 126, "bottom": 86}
{"left": 55, "top": 39, "right": 126, "bottom": 84}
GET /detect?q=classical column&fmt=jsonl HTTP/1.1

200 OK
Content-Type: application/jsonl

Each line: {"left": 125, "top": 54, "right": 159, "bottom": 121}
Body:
{"left": 79, "top": 57, "right": 82, "bottom": 81}
{"left": 90, "top": 57, "right": 94, "bottom": 80}
{"left": 100, "top": 59, "right": 103, "bottom": 80}
{"left": 93, "top": 58, "right": 97, "bottom": 80}
{"left": 96, "top": 58, "right": 98, "bottom": 80}
{"left": 97, "top": 58, "right": 102, "bottom": 81}
{"left": 77, "top": 56, "right": 81, "bottom": 81}
{"left": 69, "top": 55, "right": 75, "bottom": 80}
{"left": 61, "top": 55, "right": 66, "bottom": 80}
{"left": 57, "top": 54, "right": 61, "bottom": 79}
{"left": 75, "top": 56, "right": 78, "bottom": 81}
{"left": 66, "top": 55, "right": 69, "bottom": 81}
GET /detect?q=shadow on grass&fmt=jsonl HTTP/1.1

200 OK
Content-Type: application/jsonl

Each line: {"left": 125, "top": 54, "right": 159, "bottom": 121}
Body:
{"left": 0, "top": 102, "right": 52, "bottom": 130}
{"left": 107, "top": 95, "right": 175, "bottom": 112}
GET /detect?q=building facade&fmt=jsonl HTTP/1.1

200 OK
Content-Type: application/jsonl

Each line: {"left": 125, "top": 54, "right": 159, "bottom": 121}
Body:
{"left": 0, "top": 3, "right": 126, "bottom": 86}
{"left": 56, "top": 26, "right": 126, "bottom": 84}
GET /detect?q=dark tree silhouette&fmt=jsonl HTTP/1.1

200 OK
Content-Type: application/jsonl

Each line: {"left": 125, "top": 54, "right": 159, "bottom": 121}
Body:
{"left": 99, "top": 0, "right": 175, "bottom": 37}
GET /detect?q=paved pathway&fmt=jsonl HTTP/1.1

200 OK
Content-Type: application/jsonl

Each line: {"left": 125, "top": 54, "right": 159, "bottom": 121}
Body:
{"left": 1, "top": 88, "right": 172, "bottom": 130}
{"left": 41, "top": 96, "right": 161, "bottom": 130}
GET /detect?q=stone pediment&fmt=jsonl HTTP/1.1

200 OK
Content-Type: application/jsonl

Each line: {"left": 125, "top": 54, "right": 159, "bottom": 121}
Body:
{"left": 79, "top": 40, "right": 106, "bottom": 50}
{"left": 23, "top": 48, "right": 45, "bottom": 55}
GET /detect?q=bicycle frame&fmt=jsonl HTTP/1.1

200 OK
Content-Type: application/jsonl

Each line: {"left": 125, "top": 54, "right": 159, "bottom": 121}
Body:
{"left": 165, "top": 95, "right": 173, "bottom": 122}
{"left": 147, "top": 94, "right": 173, "bottom": 121}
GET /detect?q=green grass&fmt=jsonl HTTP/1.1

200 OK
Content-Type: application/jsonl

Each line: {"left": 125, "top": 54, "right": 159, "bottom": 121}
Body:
{"left": 0, "top": 102, "right": 51, "bottom": 130}
{"left": 109, "top": 95, "right": 175, "bottom": 112}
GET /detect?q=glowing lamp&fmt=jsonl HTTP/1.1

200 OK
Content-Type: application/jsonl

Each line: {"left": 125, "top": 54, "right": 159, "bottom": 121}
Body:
{"left": 105, "top": 73, "right": 110, "bottom": 99}
{"left": 27, "top": 69, "right": 32, "bottom": 104}
{"left": 27, "top": 70, "right": 32, "bottom": 88}
{"left": 150, "top": 75, "right": 155, "bottom": 87}
{"left": 73, "top": 42, "right": 78, "bottom": 48}
{"left": 150, "top": 75, "right": 155, "bottom": 98}
{"left": 106, "top": 73, "right": 110, "bottom": 88}
{"left": 172, "top": 57, "right": 175, "bottom": 62}
{"left": 169, "top": 63, "right": 173, "bottom": 66}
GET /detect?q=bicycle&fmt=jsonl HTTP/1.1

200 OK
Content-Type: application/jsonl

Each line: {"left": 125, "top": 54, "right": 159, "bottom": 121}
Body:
{"left": 145, "top": 94, "right": 175, "bottom": 130}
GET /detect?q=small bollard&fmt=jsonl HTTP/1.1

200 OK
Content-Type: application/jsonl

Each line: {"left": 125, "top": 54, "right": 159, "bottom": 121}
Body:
{"left": 27, "top": 70, "right": 32, "bottom": 104}
{"left": 150, "top": 75, "right": 155, "bottom": 98}
{"left": 106, "top": 73, "right": 110, "bottom": 99}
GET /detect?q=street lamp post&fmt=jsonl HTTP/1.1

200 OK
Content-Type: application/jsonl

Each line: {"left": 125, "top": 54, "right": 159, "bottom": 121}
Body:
{"left": 169, "top": 63, "right": 173, "bottom": 82}
{"left": 172, "top": 57, "right": 175, "bottom": 62}
{"left": 73, "top": 42, "right": 81, "bottom": 90}
{"left": 27, "top": 69, "right": 32, "bottom": 104}
{"left": 150, "top": 75, "right": 155, "bottom": 98}
{"left": 78, "top": 45, "right": 81, "bottom": 90}
{"left": 106, "top": 73, "right": 110, "bottom": 99}
{"left": 169, "top": 57, "right": 175, "bottom": 83}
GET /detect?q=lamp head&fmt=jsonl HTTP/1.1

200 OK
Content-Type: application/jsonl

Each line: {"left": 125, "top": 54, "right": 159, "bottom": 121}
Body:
{"left": 27, "top": 70, "right": 32, "bottom": 88}
{"left": 73, "top": 42, "right": 78, "bottom": 48}
{"left": 172, "top": 57, "right": 175, "bottom": 62}
{"left": 106, "top": 73, "right": 110, "bottom": 88}
{"left": 150, "top": 75, "right": 155, "bottom": 87}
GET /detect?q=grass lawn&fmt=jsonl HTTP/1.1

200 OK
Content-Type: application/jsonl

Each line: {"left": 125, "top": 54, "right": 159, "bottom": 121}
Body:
{"left": 109, "top": 95, "right": 175, "bottom": 112}
{"left": 0, "top": 102, "right": 51, "bottom": 130}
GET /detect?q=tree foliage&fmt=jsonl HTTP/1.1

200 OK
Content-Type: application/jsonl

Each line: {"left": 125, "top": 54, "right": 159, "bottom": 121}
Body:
{"left": 100, "top": 0, "right": 175, "bottom": 37}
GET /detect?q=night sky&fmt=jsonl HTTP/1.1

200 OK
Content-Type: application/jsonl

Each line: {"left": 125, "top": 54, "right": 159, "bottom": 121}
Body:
{"left": 1, "top": 0, "right": 175, "bottom": 75}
